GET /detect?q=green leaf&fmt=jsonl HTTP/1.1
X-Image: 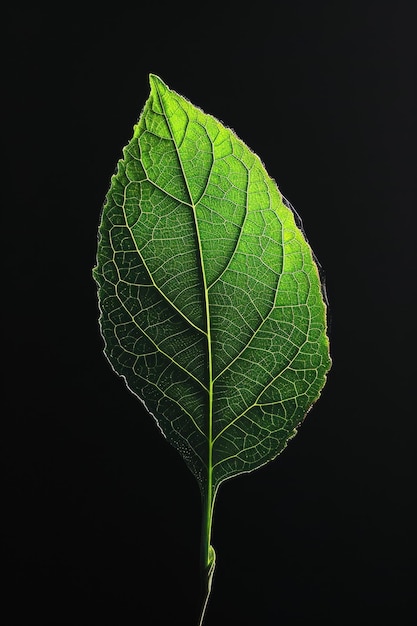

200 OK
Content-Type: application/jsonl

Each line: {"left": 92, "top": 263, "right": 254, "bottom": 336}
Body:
{"left": 93, "top": 74, "right": 331, "bottom": 623}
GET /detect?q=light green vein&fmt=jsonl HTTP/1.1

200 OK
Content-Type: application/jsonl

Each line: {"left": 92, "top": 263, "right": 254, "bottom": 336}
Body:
{"left": 118, "top": 190, "right": 205, "bottom": 337}
{"left": 212, "top": 328, "right": 311, "bottom": 449}
{"left": 206, "top": 164, "right": 251, "bottom": 291}
{"left": 112, "top": 286, "right": 208, "bottom": 392}
{"left": 212, "top": 270, "right": 286, "bottom": 384}
{"left": 152, "top": 78, "right": 216, "bottom": 564}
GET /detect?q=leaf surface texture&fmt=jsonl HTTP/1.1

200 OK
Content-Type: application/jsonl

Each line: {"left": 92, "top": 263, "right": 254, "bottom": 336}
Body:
{"left": 94, "top": 75, "right": 331, "bottom": 498}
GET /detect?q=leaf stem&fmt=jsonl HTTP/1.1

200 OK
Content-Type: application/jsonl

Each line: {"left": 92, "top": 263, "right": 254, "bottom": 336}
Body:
{"left": 195, "top": 146, "right": 216, "bottom": 624}
{"left": 198, "top": 488, "right": 216, "bottom": 626}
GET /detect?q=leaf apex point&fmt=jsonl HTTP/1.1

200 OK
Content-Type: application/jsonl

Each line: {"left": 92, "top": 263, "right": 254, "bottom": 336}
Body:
{"left": 149, "top": 73, "right": 166, "bottom": 91}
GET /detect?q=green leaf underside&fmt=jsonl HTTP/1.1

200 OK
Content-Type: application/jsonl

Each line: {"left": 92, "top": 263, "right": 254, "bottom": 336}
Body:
{"left": 94, "top": 75, "right": 331, "bottom": 499}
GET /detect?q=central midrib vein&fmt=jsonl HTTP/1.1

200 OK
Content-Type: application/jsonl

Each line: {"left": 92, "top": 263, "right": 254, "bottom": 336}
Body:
{"left": 154, "top": 86, "right": 214, "bottom": 566}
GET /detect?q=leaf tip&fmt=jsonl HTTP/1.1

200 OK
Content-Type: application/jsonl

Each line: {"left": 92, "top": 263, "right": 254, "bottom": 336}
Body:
{"left": 149, "top": 73, "right": 167, "bottom": 94}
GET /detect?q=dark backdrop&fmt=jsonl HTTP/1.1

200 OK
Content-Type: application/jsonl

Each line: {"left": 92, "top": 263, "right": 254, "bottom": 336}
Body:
{"left": 4, "top": 3, "right": 415, "bottom": 625}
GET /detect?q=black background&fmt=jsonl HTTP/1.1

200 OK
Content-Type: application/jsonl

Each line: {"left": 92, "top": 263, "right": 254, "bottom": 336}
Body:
{"left": 4, "top": 3, "right": 415, "bottom": 625}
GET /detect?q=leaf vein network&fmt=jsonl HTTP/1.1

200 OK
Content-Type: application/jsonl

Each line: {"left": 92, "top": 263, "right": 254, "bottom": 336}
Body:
{"left": 118, "top": 197, "right": 206, "bottom": 336}
{"left": 113, "top": 293, "right": 208, "bottom": 393}
{"left": 212, "top": 328, "right": 311, "bottom": 445}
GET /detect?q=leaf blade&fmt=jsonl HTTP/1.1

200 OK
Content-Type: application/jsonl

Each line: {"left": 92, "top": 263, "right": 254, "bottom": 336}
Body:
{"left": 94, "top": 74, "right": 331, "bottom": 497}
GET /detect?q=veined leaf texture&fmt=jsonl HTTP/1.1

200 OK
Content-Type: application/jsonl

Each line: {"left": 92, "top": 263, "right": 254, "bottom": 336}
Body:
{"left": 93, "top": 73, "right": 331, "bottom": 505}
